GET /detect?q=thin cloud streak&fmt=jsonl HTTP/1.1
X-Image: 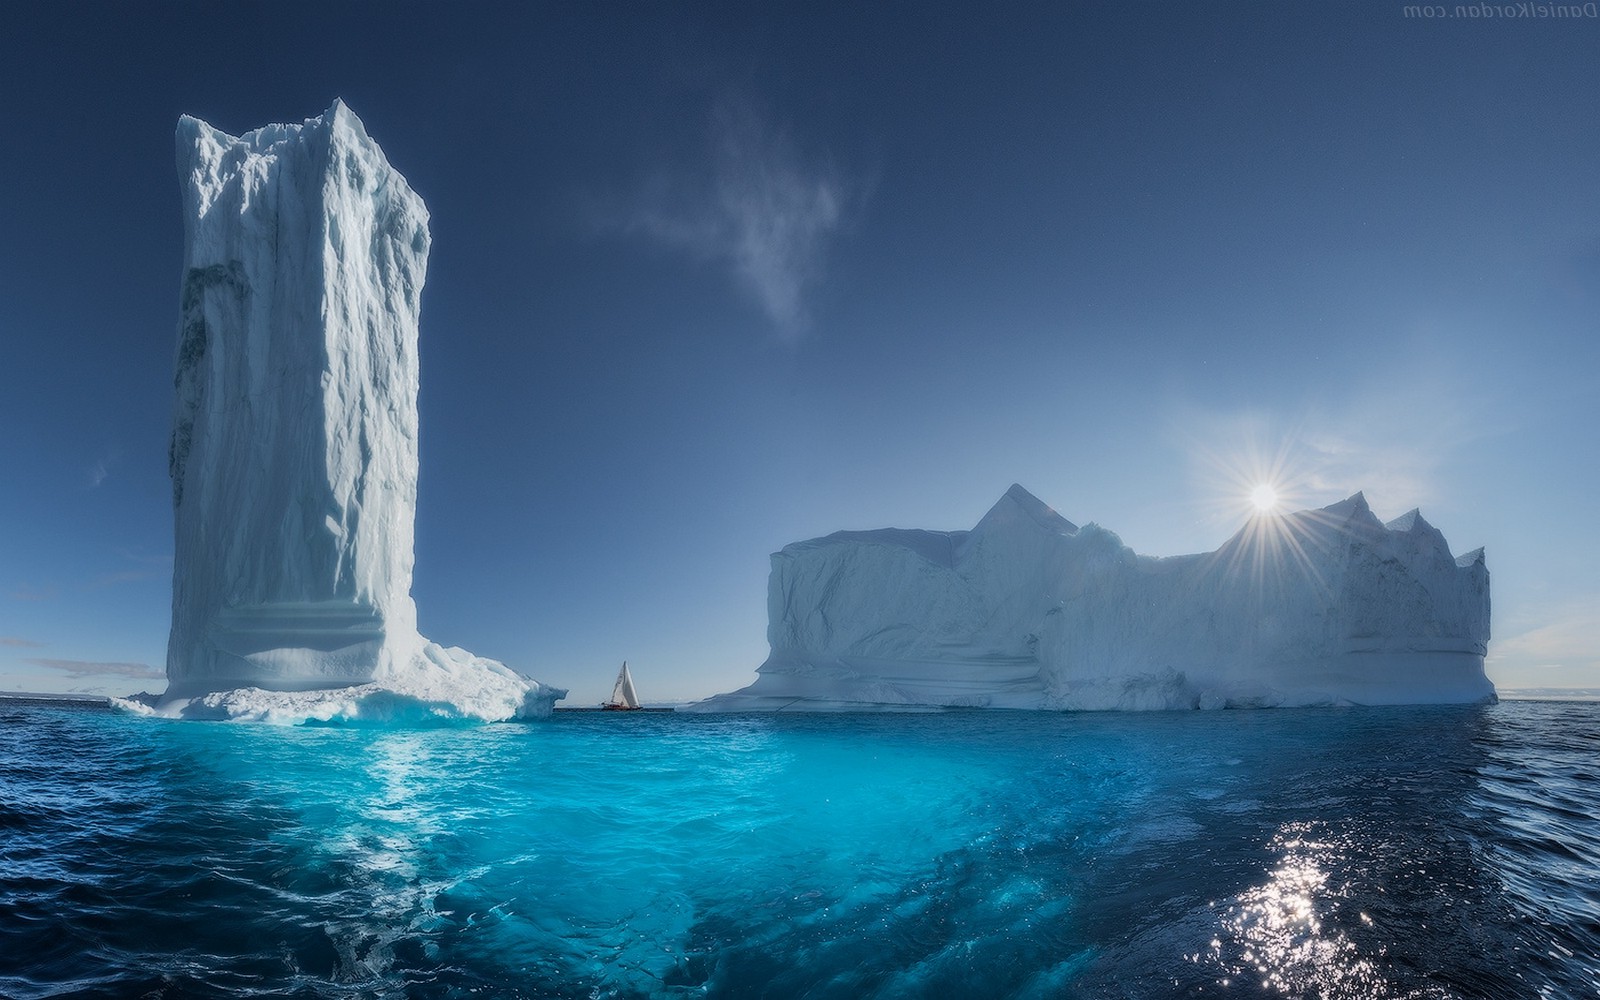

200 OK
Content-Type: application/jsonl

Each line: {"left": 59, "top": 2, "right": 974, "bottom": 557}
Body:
{"left": 0, "top": 636, "right": 45, "bottom": 648}
{"left": 24, "top": 658, "right": 163, "bottom": 680}
{"left": 1488, "top": 594, "right": 1600, "bottom": 686}
{"left": 88, "top": 569, "right": 167, "bottom": 590}
{"left": 88, "top": 549, "right": 172, "bottom": 590}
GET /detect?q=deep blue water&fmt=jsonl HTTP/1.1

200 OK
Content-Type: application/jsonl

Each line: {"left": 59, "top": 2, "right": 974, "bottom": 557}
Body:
{"left": 2, "top": 701, "right": 1596, "bottom": 999}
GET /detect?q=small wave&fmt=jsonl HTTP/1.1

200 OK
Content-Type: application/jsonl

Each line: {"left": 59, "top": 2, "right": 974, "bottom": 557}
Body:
{"left": 5, "top": 699, "right": 1597, "bottom": 998}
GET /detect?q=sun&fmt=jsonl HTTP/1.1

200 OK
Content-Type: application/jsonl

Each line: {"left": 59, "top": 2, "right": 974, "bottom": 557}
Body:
{"left": 1249, "top": 483, "right": 1280, "bottom": 513}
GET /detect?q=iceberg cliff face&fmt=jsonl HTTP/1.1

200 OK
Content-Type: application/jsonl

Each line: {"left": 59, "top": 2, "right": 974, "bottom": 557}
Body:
{"left": 157, "top": 102, "right": 561, "bottom": 721}
{"left": 689, "top": 485, "right": 1493, "bottom": 711}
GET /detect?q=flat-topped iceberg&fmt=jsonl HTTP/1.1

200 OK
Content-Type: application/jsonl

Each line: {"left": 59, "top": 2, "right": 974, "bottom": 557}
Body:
{"left": 688, "top": 485, "right": 1494, "bottom": 711}
{"left": 133, "top": 101, "right": 562, "bottom": 723}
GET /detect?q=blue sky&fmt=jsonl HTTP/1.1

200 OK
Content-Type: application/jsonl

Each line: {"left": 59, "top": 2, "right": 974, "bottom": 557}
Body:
{"left": 1, "top": 2, "right": 1596, "bottom": 704}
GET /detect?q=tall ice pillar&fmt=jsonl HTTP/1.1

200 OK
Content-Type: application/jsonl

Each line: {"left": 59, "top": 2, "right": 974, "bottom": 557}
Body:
{"left": 166, "top": 100, "right": 432, "bottom": 696}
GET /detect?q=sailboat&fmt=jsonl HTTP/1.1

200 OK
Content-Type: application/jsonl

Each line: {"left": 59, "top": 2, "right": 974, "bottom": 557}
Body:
{"left": 601, "top": 661, "right": 643, "bottom": 711}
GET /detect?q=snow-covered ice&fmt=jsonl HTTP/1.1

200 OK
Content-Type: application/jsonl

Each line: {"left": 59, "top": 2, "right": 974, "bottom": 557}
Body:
{"left": 120, "top": 643, "right": 559, "bottom": 725}
{"left": 688, "top": 485, "right": 1495, "bottom": 712}
{"left": 139, "top": 101, "right": 562, "bottom": 723}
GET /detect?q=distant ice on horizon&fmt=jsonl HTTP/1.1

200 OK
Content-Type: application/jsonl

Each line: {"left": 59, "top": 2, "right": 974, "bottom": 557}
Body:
{"left": 120, "top": 101, "right": 563, "bottom": 724}
{"left": 688, "top": 485, "right": 1495, "bottom": 712}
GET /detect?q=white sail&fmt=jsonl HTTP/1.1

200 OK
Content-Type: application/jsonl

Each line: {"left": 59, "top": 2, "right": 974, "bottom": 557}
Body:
{"left": 610, "top": 662, "right": 641, "bottom": 709}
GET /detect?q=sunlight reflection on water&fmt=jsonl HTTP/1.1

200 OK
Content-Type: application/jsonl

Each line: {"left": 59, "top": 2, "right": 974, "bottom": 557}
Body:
{"left": 2, "top": 702, "right": 1598, "bottom": 998}
{"left": 1210, "top": 822, "right": 1394, "bottom": 998}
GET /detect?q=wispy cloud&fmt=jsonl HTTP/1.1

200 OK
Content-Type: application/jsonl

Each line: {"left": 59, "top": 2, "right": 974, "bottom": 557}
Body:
{"left": 1177, "top": 357, "right": 1499, "bottom": 529}
{"left": 24, "top": 658, "right": 163, "bottom": 680}
{"left": 87, "top": 548, "right": 172, "bottom": 590}
{"left": 1487, "top": 594, "right": 1600, "bottom": 686}
{"left": 85, "top": 448, "right": 124, "bottom": 490}
{"left": 610, "top": 95, "right": 859, "bottom": 338}
{"left": 1294, "top": 388, "right": 1483, "bottom": 513}
{"left": 0, "top": 636, "right": 44, "bottom": 648}
{"left": 89, "top": 571, "right": 156, "bottom": 588}
{"left": 9, "top": 584, "right": 57, "bottom": 602}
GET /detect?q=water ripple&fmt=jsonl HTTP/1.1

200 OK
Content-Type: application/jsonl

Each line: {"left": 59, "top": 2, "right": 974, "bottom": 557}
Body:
{"left": 1, "top": 702, "right": 1597, "bottom": 997}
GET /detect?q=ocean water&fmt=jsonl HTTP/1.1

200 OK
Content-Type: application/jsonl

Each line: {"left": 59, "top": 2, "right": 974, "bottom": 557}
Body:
{"left": 2, "top": 702, "right": 1596, "bottom": 999}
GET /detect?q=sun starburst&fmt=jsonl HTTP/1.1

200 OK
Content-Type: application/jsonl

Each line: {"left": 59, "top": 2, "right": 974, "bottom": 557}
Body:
{"left": 1250, "top": 483, "right": 1280, "bottom": 514}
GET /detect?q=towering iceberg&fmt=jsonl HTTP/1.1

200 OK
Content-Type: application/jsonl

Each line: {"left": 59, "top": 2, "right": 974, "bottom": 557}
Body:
{"left": 688, "top": 485, "right": 1494, "bottom": 711}
{"left": 152, "top": 101, "right": 562, "bottom": 722}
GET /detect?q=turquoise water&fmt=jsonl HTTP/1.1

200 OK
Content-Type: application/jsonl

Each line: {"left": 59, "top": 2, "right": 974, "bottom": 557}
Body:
{"left": 2, "top": 702, "right": 1596, "bottom": 998}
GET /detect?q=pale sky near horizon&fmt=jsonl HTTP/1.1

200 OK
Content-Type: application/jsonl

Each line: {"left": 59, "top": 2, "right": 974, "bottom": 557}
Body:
{"left": 1, "top": 2, "right": 1596, "bottom": 705}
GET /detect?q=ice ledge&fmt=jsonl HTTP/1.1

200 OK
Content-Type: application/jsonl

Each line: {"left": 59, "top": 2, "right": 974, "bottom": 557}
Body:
{"left": 118, "top": 642, "right": 566, "bottom": 725}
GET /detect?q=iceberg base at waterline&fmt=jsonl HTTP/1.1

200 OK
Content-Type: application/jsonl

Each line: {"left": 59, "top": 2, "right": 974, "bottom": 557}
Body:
{"left": 115, "top": 642, "right": 566, "bottom": 724}
{"left": 692, "top": 652, "right": 1497, "bottom": 714}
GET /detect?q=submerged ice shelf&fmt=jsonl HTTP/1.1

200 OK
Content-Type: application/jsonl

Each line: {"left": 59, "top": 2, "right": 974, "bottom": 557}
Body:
{"left": 130, "top": 101, "right": 562, "bottom": 723}
{"left": 689, "top": 485, "right": 1495, "bottom": 712}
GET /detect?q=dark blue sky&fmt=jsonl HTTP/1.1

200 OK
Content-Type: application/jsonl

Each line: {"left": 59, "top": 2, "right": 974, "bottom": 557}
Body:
{"left": 2, "top": 2, "right": 1596, "bottom": 702}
